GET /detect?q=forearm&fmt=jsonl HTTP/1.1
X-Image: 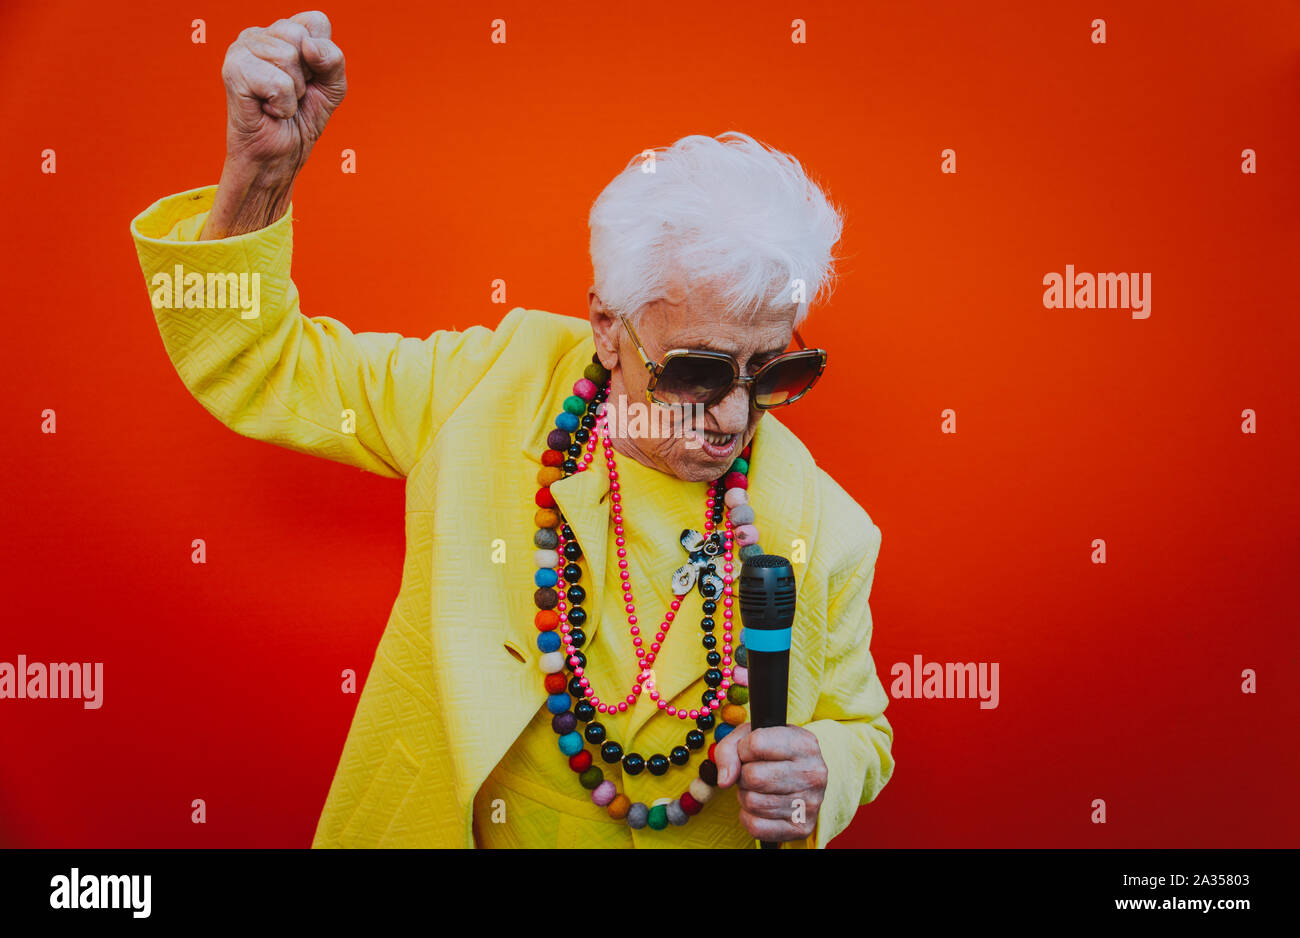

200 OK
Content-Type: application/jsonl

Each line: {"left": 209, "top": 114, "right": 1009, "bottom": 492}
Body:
{"left": 800, "top": 712, "right": 895, "bottom": 848}
{"left": 133, "top": 185, "right": 402, "bottom": 478}
{"left": 200, "top": 158, "right": 297, "bottom": 240}
{"left": 797, "top": 517, "right": 893, "bottom": 848}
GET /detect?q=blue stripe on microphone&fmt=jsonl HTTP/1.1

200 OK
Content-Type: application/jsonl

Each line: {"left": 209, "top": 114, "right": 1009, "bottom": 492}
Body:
{"left": 742, "top": 627, "right": 792, "bottom": 652}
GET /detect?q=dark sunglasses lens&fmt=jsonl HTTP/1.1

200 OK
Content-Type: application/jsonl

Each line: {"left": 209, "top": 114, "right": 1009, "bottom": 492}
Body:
{"left": 655, "top": 355, "right": 735, "bottom": 405}
{"left": 755, "top": 354, "right": 822, "bottom": 408}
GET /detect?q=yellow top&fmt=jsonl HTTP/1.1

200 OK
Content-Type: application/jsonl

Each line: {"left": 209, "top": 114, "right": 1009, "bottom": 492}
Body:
{"left": 130, "top": 185, "right": 895, "bottom": 848}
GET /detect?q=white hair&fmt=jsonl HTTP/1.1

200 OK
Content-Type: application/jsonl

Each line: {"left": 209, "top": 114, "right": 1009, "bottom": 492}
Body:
{"left": 588, "top": 131, "right": 844, "bottom": 327}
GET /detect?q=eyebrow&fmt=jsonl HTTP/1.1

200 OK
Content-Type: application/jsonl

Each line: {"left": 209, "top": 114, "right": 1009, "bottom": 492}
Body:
{"left": 674, "top": 337, "right": 788, "bottom": 359}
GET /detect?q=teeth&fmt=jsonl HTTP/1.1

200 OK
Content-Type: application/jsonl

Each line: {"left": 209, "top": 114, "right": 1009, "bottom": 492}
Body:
{"left": 700, "top": 431, "right": 733, "bottom": 445}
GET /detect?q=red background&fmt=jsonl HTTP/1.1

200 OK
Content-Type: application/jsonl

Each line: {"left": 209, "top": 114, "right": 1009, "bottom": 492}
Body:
{"left": 1, "top": 0, "right": 1297, "bottom": 848}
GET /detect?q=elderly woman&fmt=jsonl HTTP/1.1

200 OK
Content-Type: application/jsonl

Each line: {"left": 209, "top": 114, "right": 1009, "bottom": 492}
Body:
{"left": 130, "top": 11, "right": 893, "bottom": 848}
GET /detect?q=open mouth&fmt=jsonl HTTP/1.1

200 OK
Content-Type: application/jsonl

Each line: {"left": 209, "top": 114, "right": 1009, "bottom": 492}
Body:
{"left": 694, "top": 430, "right": 737, "bottom": 458}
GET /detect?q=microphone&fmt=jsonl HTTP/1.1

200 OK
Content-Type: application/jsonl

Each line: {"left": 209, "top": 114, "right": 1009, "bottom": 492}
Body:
{"left": 737, "top": 554, "right": 797, "bottom": 850}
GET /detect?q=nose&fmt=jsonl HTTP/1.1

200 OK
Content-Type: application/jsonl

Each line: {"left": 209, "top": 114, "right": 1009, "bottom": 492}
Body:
{"left": 707, "top": 383, "right": 752, "bottom": 434}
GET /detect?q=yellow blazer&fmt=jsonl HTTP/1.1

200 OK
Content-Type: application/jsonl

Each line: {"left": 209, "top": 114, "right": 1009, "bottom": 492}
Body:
{"left": 130, "top": 185, "right": 895, "bottom": 848}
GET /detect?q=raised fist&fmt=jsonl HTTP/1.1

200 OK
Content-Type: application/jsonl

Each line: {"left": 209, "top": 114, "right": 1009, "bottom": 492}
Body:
{"left": 220, "top": 10, "right": 346, "bottom": 177}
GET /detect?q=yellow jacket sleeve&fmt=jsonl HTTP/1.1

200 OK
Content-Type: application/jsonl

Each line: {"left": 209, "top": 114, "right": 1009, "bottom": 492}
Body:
{"left": 130, "top": 185, "right": 517, "bottom": 478}
{"left": 798, "top": 521, "right": 895, "bottom": 848}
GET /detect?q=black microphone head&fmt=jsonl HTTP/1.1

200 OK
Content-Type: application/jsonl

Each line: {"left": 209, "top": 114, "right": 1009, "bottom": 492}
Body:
{"left": 738, "top": 554, "right": 797, "bottom": 631}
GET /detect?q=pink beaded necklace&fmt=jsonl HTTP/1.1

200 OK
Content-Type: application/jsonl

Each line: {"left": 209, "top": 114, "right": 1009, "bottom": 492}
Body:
{"left": 556, "top": 407, "right": 738, "bottom": 717}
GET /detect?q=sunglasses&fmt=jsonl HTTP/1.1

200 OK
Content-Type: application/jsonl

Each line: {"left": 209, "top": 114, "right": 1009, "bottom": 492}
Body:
{"left": 621, "top": 314, "right": 828, "bottom": 410}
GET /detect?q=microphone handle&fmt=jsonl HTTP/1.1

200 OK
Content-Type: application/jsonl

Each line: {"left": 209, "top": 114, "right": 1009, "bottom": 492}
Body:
{"left": 748, "top": 649, "right": 789, "bottom": 730}
{"left": 747, "top": 647, "right": 789, "bottom": 850}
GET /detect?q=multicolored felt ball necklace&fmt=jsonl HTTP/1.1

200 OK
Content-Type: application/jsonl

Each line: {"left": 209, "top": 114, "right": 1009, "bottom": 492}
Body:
{"left": 532, "top": 355, "right": 762, "bottom": 831}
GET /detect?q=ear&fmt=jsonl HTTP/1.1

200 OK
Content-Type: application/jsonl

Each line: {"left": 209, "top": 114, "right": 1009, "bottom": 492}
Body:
{"left": 588, "top": 287, "right": 621, "bottom": 371}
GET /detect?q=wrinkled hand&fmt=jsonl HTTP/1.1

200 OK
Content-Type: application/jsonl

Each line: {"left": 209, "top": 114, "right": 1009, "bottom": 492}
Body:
{"left": 221, "top": 10, "right": 347, "bottom": 175}
{"left": 204, "top": 11, "right": 347, "bottom": 238}
{"left": 714, "top": 723, "right": 827, "bottom": 842}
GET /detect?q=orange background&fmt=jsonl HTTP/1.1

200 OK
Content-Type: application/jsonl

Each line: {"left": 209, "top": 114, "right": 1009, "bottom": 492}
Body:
{"left": 1, "top": 0, "right": 1297, "bottom": 847}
